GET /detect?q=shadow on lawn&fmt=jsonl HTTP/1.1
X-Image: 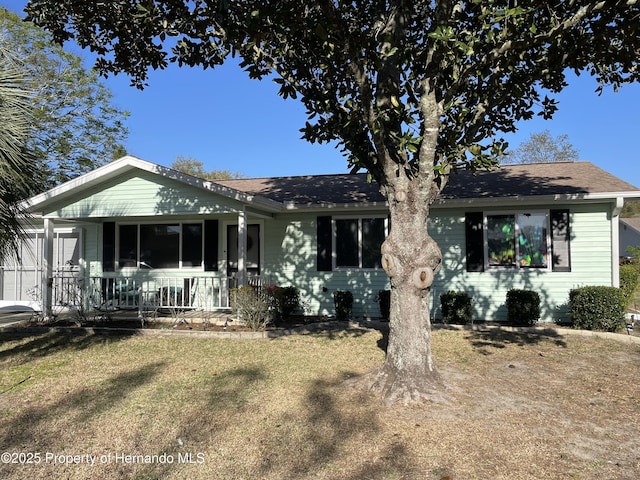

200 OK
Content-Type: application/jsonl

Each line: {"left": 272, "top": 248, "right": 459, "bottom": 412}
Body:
{"left": 132, "top": 367, "right": 421, "bottom": 479}
{"left": 306, "top": 324, "right": 375, "bottom": 341}
{"left": 0, "top": 361, "right": 166, "bottom": 451}
{"left": 465, "top": 328, "right": 567, "bottom": 355}
{"left": 0, "top": 329, "right": 137, "bottom": 364}
{"left": 259, "top": 376, "right": 417, "bottom": 480}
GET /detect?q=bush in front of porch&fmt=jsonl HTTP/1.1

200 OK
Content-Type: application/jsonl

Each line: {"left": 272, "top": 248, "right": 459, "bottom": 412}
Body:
{"left": 230, "top": 286, "right": 273, "bottom": 331}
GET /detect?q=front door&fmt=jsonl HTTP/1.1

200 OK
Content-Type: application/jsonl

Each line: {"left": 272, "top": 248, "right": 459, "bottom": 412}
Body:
{"left": 226, "top": 224, "right": 261, "bottom": 277}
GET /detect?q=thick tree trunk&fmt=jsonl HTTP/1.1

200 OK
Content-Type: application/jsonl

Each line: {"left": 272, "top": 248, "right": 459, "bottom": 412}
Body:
{"left": 347, "top": 86, "right": 449, "bottom": 405}
{"left": 348, "top": 182, "right": 448, "bottom": 405}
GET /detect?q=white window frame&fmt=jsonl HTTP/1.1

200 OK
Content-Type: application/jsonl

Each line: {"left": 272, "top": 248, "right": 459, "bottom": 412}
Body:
{"left": 483, "top": 210, "right": 551, "bottom": 271}
{"left": 332, "top": 215, "right": 388, "bottom": 270}
{"left": 116, "top": 221, "right": 204, "bottom": 270}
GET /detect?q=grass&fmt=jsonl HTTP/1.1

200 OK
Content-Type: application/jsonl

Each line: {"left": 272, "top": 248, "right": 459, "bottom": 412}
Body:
{"left": 0, "top": 326, "right": 639, "bottom": 480}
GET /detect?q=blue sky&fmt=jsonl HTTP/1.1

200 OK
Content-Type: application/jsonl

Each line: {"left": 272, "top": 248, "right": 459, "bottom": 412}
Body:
{"left": 4, "top": 0, "right": 640, "bottom": 186}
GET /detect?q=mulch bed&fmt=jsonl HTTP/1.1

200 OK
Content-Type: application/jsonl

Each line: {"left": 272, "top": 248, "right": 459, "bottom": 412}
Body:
{"left": 16, "top": 315, "right": 335, "bottom": 333}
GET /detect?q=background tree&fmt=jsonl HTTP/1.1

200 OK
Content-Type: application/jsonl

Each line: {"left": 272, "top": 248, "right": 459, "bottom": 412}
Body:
{"left": 171, "top": 155, "right": 245, "bottom": 180}
{"left": 0, "top": 8, "right": 129, "bottom": 188}
{"left": 0, "top": 33, "right": 41, "bottom": 260}
{"left": 621, "top": 197, "right": 640, "bottom": 217}
{"left": 502, "top": 130, "right": 579, "bottom": 165}
{"left": 25, "top": 0, "right": 640, "bottom": 404}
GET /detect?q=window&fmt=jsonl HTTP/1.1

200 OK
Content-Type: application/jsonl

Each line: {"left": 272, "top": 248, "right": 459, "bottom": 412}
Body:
{"left": 117, "top": 223, "right": 203, "bottom": 269}
{"left": 140, "top": 224, "right": 180, "bottom": 268}
{"left": 182, "top": 223, "right": 203, "bottom": 267}
{"left": 486, "top": 212, "right": 549, "bottom": 269}
{"left": 466, "top": 209, "right": 570, "bottom": 273}
{"left": 334, "top": 217, "right": 387, "bottom": 269}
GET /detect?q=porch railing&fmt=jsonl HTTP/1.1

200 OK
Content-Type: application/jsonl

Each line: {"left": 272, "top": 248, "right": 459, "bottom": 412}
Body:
{"left": 46, "top": 272, "right": 271, "bottom": 314}
{"left": 87, "top": 275, "right": 232, "bottom": 311}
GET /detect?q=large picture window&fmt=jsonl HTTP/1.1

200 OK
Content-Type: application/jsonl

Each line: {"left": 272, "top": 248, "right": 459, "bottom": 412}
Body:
{"left": 334, "top": 217, "right": 387, "bottom": 269}
{"left": 466, "top": 210, "right": 569, "bottom": 273}
{"left": 117, "top": 223, "right": 203, "bottom": 269}
{"left": 486, "top": 212, "right": 549, "bottom": 269}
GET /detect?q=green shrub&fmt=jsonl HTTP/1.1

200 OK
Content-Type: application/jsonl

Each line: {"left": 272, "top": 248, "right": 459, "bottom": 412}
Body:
{"left": 270, "top": 285, "right": 301, "bottom": 320}
{"left": 440, "top": 291, "right": 472, "bottom": 324}
{"left": 376, "top": 290, "right": 391, "bottom": 320}
{"left": 506, "top": 289, "right": 541, "bottom": 326}
{"left": 230, "top": 285, "right": 273, "bottom": 331}
{"left": 619, "top": 263, "right": 640, "bottom": 308}
{"left": 333, "top": 290, "right": 353, "bottom": 321}
{"left": 568, "top": 286, "right": 625, "bottom": 332}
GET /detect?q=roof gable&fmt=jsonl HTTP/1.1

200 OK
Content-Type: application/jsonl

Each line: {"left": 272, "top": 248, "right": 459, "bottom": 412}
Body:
{"left": 41, "top": 168, "right": 249, "bottom": 218}
{"left": 25, "top": 155, "right": 282, "bottom": 215}
{"left": 620, "top": 217, "right": 640, "bottom": 234}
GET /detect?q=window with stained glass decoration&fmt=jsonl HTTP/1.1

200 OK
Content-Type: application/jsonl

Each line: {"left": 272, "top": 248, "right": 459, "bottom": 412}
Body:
{"left": 516, "top": 213, "right": 548, "bottom": 268}
{"left": 487, "top": 215, "right": 516, "bottom": 267}
{"left": 486, "top": 213, "right": 549, "bottom": 269}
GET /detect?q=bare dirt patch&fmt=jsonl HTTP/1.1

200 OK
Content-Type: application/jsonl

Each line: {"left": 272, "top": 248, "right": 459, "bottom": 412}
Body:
{"left": 0, "top": 326, "right": 638, "bottom": 479}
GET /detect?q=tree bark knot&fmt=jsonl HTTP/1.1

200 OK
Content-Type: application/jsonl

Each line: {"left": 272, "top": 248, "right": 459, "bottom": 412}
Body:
{"left": 381, "top": 236, "right": 441, "bottom": 290}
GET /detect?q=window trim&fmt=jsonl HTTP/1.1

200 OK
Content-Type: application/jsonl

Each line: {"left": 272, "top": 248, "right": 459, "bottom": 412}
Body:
{"left": 116, "top": 221, "right": 205, "bottom": 270}
{"left": 483, "top": 210, "right": 551, "bottom": 271}
{"left": 332, "top": 215, "right": 388, "bottom": 270}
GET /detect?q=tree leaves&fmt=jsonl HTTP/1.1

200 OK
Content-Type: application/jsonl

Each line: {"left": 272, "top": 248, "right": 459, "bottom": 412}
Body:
{"left": 22, "top": 1, "right": 640, "bottom": 186}
{"left": 0, "top": 36, "right": 39, "bottom": 260}
{"left": 501, "top": 130, "right": 579, "bottom": 165}
{"left": 1, "top": 8, "right": 129, "bottom": 187}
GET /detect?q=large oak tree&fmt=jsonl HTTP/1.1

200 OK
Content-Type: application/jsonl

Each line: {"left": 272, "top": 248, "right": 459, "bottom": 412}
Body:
{"left": 24, "top": 0, "right": 640, "bottom": 404}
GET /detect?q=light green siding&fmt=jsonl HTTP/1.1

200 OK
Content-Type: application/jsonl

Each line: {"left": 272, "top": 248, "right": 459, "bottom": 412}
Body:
{"left": 261, "top": 213, "right": 390, "bottom": 319}
{"left": 258, "top": 203, "right": 616, "bottom": 322}
{"left": 44, "top": 170, "right": 245, "bottom": 218}
{"left": 430, "top": 204, "right": 614, "bottom": 322}
{"left": 27, "top": 172, "right": 619, "bottom": 323}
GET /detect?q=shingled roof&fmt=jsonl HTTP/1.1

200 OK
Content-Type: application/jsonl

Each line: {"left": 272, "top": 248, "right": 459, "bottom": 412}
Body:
{"left": 218, "top": 173, "right": 385, "bottom": 205}
{"left": 217, "top": 161, "right": 639, "bottom": 206}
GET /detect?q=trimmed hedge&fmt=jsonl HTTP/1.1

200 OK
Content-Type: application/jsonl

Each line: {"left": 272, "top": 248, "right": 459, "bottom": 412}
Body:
{"left": 568, "top": 286, "right": 625, "bottom": 332}
{"left": 619, "top": 263, "right": 640, "bottom": 308}
{"left": 440, "top": 291, "right": 472, "bottom": 324}
{"left": 506, "top": 289, "right": 541, "bottom": 326}
{"left": 271, "top": 285, "right": 301, "bottom": 320}
{"left": 333, "top": 290, "right": 353, "bottom": 321}
{"left": 376, "top": 290, "right": 391, "bottom": 320}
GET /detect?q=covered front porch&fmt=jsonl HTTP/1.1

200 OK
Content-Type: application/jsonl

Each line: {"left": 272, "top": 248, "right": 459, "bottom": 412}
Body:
{"left": 29, "top": 212, "right": 270, "bottom": 318}
{"left": 11, "top": 157, "right": 284, "bottom": 318}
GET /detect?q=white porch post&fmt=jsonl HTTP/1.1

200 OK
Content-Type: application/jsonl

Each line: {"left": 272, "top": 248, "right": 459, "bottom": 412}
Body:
{"left": 42, "top": 218, "right": 54, "bottom": 318}
{"left": 237, "top": 209, "right": 247, "bottom": 286}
